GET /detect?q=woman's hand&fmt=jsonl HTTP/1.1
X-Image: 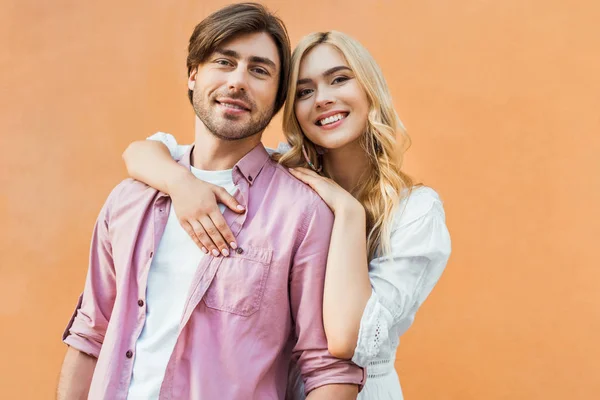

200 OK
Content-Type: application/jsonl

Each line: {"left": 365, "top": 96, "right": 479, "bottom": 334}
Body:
{"left": 288, "top": 167, "right": 362, "bottom": 214}
{"left": 168, "top": 173, "right": 245, "bottom": 257}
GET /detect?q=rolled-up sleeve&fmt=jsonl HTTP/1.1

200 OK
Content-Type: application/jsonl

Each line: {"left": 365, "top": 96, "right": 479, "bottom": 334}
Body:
{"left": 289, "top": 198, "right": 365, "bottom": 395}
{"left": 62, "top": 185, "right": 122, "bottom": 358}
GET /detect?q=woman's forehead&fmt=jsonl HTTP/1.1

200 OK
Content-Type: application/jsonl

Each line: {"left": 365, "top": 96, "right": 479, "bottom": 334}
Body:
{"left": 298, "top": 44, "right": 349, "bottom": 78}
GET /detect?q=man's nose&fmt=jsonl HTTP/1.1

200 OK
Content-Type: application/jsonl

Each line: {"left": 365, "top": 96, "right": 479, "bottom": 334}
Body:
{"left": 227, "top": 66, "right": 248, "bottom": 92}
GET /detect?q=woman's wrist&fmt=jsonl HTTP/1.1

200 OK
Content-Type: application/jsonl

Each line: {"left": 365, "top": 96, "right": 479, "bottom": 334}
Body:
{"left": 336, "top": 197, "right": 365, "bottom": 220}
{"left": 165, "top": 165, "right": 197, "bottom": 196}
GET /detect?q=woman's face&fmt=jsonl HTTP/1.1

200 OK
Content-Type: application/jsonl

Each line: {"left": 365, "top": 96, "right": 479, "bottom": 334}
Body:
{"left": 294, "top": 44, "right": 370, "bottom": 150}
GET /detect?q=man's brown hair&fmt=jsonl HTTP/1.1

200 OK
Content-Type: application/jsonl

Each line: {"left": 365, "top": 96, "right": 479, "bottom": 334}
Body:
{"left": 187, "top": 2, "right": 291, "bottom": 114}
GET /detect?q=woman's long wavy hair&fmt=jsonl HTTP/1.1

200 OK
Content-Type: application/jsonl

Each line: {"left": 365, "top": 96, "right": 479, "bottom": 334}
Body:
{"left": 276, "top": 31, "right": 414, "bottom": 259}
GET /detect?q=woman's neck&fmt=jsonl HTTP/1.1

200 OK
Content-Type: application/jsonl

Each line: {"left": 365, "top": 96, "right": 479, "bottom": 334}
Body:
{"left": 323, "top": 140, "right": 371, "bottom": 195}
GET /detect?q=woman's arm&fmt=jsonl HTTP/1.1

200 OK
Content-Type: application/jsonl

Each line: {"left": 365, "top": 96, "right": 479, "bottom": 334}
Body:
{"left": 123, "top": 139, "right": 191, "bottom": 194}
{"left": 288, "top": 170, "right": 451, "bottom": 365}
{"left": 122, "top": 138, "right": 244, "bottom": 256}
{"left": 322, "top": 203, "right": 372, "bottom": 358}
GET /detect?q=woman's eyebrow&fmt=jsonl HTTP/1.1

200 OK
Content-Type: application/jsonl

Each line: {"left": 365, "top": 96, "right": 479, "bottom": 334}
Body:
{"left": 297, "top": 65, "right": 352, "bottom": 85}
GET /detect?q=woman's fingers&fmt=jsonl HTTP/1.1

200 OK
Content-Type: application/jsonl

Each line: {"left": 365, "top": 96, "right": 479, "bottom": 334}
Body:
{"left": 289, "top": 167, "right": 342, "bottom": 211}
{"left": 209, "top": 211, "right": 238, "bottom": 251}
{"left": 293, "top": 167, "right": 321, "bottom": 178}
{"left": 183, "top": 220, "right": 210, "bottom": 254}
{"left": 289, "top": 168, "right": 322, "bottom": 190}
{"left": 182, "top": 215, "right": 236, "bottom": 257}
{"left": 199, "top": 216, "right": 230, "bottom": 257}
{"left": 214, "top": 187, "right": 245, "bottom": 214}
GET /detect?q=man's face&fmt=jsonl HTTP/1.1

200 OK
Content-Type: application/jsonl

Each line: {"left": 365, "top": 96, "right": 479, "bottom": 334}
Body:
{"left": 189, "top": 32, "right": 280, "bottom": 141}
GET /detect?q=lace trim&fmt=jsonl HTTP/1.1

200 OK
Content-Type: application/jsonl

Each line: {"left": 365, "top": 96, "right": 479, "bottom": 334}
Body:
{"left": 367, "top": 358, "right": 395, "bottom": 379}
{"left": 352, "top": 292, "right": 393, "bottom": 367}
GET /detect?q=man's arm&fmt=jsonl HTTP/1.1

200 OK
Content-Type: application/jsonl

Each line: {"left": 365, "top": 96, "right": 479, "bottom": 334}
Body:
{"left": 290, "top": 197, "right": 364, "bottom": 398}
{"left": 58, "top": 184, "right": 121, "bottom": 398}
{"left": 306, "top": 383, "right": 358, "bottom": 399}
{"left": 57, "top": 347, "right": 97, "bottom": 400}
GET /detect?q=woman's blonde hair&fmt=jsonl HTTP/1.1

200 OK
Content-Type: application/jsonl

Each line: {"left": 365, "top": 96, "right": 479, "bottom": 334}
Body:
{"left": 277, "top": 31, "right": 414, "bottom": 259}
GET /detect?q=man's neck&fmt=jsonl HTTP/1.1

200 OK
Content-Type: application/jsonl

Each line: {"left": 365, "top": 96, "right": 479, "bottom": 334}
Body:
{"left": 192, "top": 116, "right": 263, "bottom": 170}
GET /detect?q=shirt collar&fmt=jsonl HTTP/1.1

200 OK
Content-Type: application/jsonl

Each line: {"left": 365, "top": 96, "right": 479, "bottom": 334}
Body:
{"left": 178, "top": 142, "right": 270, "bottom": 186}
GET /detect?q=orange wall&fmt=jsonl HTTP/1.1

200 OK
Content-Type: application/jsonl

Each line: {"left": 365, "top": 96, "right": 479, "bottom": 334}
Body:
{"left": 2, "top": 1, "right": 599, "bottom": 398}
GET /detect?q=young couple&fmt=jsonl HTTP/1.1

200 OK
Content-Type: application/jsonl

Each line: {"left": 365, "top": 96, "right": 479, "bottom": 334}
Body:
{"left": 58, "top": 2, "right": 450, "bottom": 399}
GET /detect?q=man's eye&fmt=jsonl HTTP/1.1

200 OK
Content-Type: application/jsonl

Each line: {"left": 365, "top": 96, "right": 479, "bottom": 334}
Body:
{"left": 252, "top": 67, "right": 269, "bottom": 76}
{"left": 215, "top": 59, "right": 232, "bottom": 66}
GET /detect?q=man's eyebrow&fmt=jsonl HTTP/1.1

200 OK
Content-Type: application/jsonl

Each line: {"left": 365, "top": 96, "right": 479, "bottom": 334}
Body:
{"left": 249, "top": 56, "right": 277, "bottom": 71}
{"left": 296, "top": 65, "right": 352, "bottom": 85}
{"left": 214, "top": 48, "right": 277, "bottom": 72}
{"left": 214, "top": 48, "right": 240, "bottom": 58}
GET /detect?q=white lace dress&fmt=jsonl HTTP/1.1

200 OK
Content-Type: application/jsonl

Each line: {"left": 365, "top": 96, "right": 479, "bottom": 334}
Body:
{"left": 148, "top": 133, "right": 452, "bottom": 399}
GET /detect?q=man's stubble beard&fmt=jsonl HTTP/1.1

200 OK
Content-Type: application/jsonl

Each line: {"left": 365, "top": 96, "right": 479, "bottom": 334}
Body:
{"left": 192, "top": 89, "right": 274, "bottom": 141}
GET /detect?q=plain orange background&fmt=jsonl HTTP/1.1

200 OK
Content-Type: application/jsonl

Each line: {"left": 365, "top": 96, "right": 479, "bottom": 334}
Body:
{"left": 2, "top": 1, "right": 599, "bottom": 399}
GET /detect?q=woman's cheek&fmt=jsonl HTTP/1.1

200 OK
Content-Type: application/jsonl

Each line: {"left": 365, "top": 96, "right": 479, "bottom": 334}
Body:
{"left": 296, "top": 107, "right": 312, "bottom": 132}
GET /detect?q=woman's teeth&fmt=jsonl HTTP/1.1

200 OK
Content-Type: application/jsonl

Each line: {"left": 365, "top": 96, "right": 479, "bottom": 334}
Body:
{"left": 319, "top": 113, "right": 346, "bottom": 126}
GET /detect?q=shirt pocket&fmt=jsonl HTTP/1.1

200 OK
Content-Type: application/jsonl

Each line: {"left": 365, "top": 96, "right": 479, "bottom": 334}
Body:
{"left": 203, "top": 245, "right": 272, "bottom": 317}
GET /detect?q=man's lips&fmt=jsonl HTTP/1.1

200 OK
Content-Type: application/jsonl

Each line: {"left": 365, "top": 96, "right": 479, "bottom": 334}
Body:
{"left": 216, "top": 98, "right": 251, "bottom": 111}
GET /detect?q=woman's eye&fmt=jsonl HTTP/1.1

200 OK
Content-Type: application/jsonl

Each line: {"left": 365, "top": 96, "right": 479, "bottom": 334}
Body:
{"left": 297, "top": 88, "right": 313, "bottom": 98}
{"left": 332, "top": 76, "right": 350, "bottom": 84}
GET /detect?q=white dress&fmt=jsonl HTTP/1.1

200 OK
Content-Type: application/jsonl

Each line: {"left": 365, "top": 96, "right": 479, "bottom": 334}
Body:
{"left": 147, "top": 133, "right": 452, "bottom": 399}
{"left": 351, "top": 185, "right": 451, "bottom": 399}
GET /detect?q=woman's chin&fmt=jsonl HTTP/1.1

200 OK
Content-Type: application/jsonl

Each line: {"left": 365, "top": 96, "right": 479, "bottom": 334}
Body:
{"left": 317, "top": 135, "right": 362, "bottom": 152}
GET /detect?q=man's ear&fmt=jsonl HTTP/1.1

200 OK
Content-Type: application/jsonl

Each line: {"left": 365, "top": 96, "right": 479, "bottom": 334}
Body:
{"left": 188, "top": 67, "right": 198, "bottom": 91}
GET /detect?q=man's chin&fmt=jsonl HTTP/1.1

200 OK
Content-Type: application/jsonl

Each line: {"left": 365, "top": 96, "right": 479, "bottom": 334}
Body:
{"left": 209, "top": 123, "right": 256, "bottom": 141}
{"left": 221, "top": 113, "right": 249, "bottom": 121}
{"left": 211, "top": 131, "right": 255, "bottom": 141}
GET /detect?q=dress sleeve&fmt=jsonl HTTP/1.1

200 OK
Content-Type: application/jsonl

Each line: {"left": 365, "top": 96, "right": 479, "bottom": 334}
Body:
{"left": 146, "top": 132, "right": 191, "bottom": 161}
{"left": 352, "top": 189, "right": 451, "bottom": 367}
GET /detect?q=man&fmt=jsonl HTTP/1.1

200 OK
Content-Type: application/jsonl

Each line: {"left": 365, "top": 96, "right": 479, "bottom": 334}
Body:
{"left": 57, "top": 3, "right": 364, "bottom": 399}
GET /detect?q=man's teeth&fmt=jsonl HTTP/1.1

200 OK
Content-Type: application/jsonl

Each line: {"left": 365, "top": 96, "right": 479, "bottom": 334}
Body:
{"left": 221, "top": 102, "right": 245, "bottom": 110}
{"left": 319, "top": 113, "right": 346, "bottom": 126}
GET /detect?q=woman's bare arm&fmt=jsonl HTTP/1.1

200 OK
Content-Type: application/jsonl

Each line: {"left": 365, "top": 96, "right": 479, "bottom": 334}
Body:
{"left": 122, "top": 140, "right": 244, "bottom": 256}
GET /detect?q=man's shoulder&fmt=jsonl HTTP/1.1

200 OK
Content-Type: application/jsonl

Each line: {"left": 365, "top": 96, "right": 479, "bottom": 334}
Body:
{"left": 103, "top": 178, "right": 160, "bottom": 215}
{"left": 266, "top": 161, "right": 330, "bottom": 214}
{"left": 109, "top": 177, "right": 157, "bottom": 198}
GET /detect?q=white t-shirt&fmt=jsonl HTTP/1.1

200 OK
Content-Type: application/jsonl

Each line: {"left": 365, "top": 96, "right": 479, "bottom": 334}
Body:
{"left": 126, "top": 166, "right": 236, "bottom": 400}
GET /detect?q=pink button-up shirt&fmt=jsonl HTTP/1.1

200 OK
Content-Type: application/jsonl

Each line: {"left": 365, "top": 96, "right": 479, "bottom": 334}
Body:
{"left": 63, "top": 143, "right": 364, "bottom": 399}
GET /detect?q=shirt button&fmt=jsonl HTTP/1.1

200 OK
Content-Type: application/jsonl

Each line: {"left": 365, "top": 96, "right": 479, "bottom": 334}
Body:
{"left": 235, "top": 247, "right": 244, "bottom": 254}
{"left": 248, "top": 175, "right": 253, "bottom": 182}
{"left": 126, "top": 350, "right": 133, "bottom": 359}
{"left": 150, "top": 251, "right": 154, "bottom": 258}
{"left": 138, "top": 299, "right": 145, "bottom": 307}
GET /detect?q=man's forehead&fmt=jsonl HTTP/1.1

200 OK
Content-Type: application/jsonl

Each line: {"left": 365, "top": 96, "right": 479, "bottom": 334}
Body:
{"left": 217, "top": 32, "right": 279, "bottom": 63}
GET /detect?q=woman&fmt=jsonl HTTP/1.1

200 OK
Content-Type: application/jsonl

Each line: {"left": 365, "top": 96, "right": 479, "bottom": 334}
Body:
{"left": 123, "top": 31, "right": 451, "bottom": 399}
